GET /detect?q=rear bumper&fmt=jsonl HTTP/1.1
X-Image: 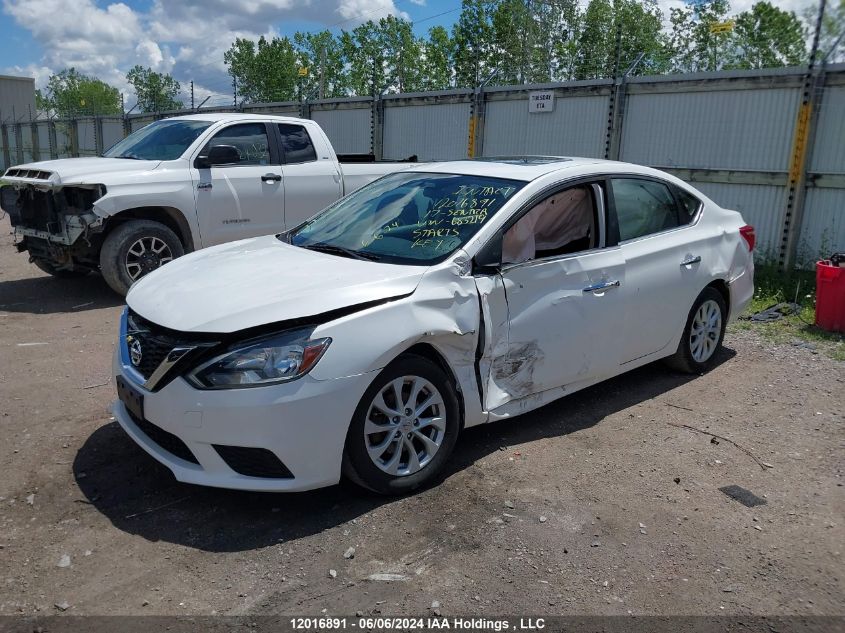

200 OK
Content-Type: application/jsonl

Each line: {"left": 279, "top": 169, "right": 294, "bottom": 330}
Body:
{"left": 728, "top": 258, "right": 754, "bottom": 322}
{"left": 112, "top": 347, "right": 375, "bottom": 492}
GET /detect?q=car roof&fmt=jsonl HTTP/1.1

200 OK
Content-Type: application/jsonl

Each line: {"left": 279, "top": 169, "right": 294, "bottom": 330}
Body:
{"left": 409, "top": 156, "right": 637, "bottom": 182}
{"left": 166, "top": 112, "right": 306, "bottom": 123}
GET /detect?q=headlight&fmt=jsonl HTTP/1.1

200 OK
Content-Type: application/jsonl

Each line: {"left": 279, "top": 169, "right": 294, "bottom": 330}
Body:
{"left": 187, "top": 329, "right": 331, "bottom": 389}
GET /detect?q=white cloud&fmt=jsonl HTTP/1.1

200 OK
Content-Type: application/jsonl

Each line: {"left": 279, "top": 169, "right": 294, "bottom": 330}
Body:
{"left": 2, "top": 0, "right": 406, "bottom": 105}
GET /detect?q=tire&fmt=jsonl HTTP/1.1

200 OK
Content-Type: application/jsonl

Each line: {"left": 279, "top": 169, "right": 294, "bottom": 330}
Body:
{"left": 99, "top": 220, "right": 184, "bottom": 296}
{"left": 33, "top": 259, "right": 88, "bottom": 278}
{"left": 342, "top": 354, "right": 461, "bottom": 495}
{"left": 665, "top": 287, "right": 727, "bottom": 374}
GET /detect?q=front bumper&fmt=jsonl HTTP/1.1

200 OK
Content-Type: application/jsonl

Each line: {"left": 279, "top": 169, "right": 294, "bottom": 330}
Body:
{"left": 112, "top": 346, "right": 374, "bottom": 492}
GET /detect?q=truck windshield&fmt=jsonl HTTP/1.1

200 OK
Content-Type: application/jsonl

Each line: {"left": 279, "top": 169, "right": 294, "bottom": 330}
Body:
{"left": 289, "top": 172, "right": 524, "bottom": 265}
{"left": 103, "top": 120, "right": 212, "bottom": 161}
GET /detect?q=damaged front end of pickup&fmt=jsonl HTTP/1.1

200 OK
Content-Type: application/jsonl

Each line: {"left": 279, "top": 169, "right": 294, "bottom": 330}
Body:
{"left": 1, "top": 169, "right": 107, "bottom": 274}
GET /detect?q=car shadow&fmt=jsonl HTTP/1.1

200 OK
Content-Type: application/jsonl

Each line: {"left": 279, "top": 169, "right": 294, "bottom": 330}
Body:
{"left": 72, "top": 347, "right": 736, "bottom": 553}
{"left": 0, "top": 274, "right": 121, "bottom": 314}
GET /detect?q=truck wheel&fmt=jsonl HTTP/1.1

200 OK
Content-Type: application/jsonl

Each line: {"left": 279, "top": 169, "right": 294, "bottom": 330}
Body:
{"left": 33, "top": 259, "right": 88, "bottom": 278}
{"left": 100, "top": 220, "right": 184, "bottom": 296}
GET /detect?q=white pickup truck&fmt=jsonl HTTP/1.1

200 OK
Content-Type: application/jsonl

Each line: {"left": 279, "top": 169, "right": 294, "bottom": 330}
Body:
{"left": 0, "top": 113, "right": 418, "bottom": 294}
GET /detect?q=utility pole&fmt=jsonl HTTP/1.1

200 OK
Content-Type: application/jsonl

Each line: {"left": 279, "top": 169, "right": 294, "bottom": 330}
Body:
{"left": 191, "top": 81, "right": 195, "bottom": 110}
{"left": 233, "top": 77, "right": 238, "bottom": 108}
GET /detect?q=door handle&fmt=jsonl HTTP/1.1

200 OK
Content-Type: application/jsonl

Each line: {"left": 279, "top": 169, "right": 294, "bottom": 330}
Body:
{"left": 680, "top": 255, "right": 702, "bottom": 266}
{"left": 261, "top": 173, "right": 282, "bottom": 183}
{"left": 582, "top": 280, "right": 620, "bottom": 293}
{"left": 197, "top": 182, "right": 212, "bottom": 190}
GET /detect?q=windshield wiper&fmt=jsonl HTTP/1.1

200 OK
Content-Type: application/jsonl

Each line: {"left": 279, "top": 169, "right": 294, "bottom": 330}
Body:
{"left": 302, "top": 243, "right": 380, "bottom": 262}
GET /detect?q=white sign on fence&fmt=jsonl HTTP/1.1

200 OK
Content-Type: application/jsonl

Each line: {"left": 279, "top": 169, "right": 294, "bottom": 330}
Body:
{"left": 528, "top": 91, "right": 555, "bottom": 113}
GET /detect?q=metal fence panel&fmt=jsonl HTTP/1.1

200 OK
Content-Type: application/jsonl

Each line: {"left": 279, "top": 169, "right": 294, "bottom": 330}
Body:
{"left": 483, "top": 95, "right": 608, "bottom": 158}
{"left": 130, "top": 116, "right": 155, "bottom": 133}
{"left": 797, "top": 187, "right": 845, "bottom": 265}
{"left": 694, "top": 182, "right": 786, "bottom": 259}
{"left": 102, "top": 119, "right": 124, "bottom": 151}
{"left": 54, "top": 123, "right": 72, "bottom": 158}
{"left": 383, "top": 102, "right": 470, "bottom": 160}
{"left": 810, "top": 85, "right": 845, "bottom": 174}
{"left": 36, "top": 122, "right": 51, "bottom": 159}
{"left": 78, "top": 119, "right": 97, "bottom": 156}
{"left": 20, "top": 125, "right": 34, "bottom": 163}
{"left": 311, "top": 107, "right": 371, "bottom": 155}
{"left": 7, "top": 126, "right": 18, "bottom": 164}
{"left": 621, "top": 88, "right": 802, "bottom": 172}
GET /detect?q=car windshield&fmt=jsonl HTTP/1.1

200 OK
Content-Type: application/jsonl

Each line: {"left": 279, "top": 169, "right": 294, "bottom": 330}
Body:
{"left": 288, "top": 172, "right": 524, "bottom": 265}
{"left": 103, "top": 120, "right": 212, "bottom": 161}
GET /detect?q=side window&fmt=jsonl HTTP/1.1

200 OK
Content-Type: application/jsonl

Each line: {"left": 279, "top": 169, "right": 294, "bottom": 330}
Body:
{"left": 611, "top": 178, "right": 679, "bottom": 241}
{"left": 277, "top": 124, "right": 317, "bottom": 164}
{"left": 675, "top": 187, "right": 702, "bottom": 225}
{"left": 202, "top": 123, "right": 270, "bottom": 166}
{"left": 502, "top": 184, "right": 597, "bottom": 264}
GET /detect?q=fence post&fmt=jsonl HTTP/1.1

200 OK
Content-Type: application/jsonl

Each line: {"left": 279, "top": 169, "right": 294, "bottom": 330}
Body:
{"left": 14, "top": 122, "right": 24, "bottom": 164}
{"left": 0, "top": 124, "right": 10, "bottom": 169}
{"left": 94, "top": 116, "right": 105, "bottom": 155}
{"left": 69, "top": 119, "right": 80, "bottom": 158}
{"left": 468, "top": 87, "right": 487, "bottom": 158}
{"left": 779, "top": 0, "right": 827, "bottom": 271}
{"left": 47, "top": 120, "right": 58, "bottom": 159}
{"left": 372, "top": 96, "right": 384, "bottom": 161}
{"left": 30, "top": 122, "right": 40, "bottom": 162}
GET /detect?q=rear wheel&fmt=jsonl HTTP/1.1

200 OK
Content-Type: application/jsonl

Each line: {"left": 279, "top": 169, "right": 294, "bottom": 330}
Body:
{"left": 33, "top": 259, "right": 88, "bottom": 278}
{"left": 665, "top": 287, "right": 727, "bottom": 374}
{"left": 342, "top": 355, "right": 461, "bottom": 495}
{"left": 99, "top": 220, "right": 183, "bottom": 296}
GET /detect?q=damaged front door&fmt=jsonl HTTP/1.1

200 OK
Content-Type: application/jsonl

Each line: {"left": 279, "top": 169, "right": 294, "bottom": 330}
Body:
{"left": 481, "top": 181, "right": 627, "bottom": 411}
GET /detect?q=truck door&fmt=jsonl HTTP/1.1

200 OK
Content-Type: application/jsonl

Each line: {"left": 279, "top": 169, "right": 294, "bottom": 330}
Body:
{"left": 190, "top": 122, "right": 284, "bottom": 247}
{"left": 274, "top": 123, "right": 342, "bottom": 229}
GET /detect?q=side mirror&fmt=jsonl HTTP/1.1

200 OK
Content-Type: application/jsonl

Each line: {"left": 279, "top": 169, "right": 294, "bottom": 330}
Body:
{"left": 195, "top": 144, "right": 240, "bottom": 169}
{"left": 472, "top": 234, "right": 502, "bottom": 274}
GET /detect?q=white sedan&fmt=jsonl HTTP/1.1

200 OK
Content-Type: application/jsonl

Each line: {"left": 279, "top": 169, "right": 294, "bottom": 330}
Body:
{"left": 113, "top": 157, "right": 755, "bottom": 494}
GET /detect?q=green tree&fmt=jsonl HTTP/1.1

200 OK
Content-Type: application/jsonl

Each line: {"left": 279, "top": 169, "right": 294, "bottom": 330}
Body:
{"left": 804, "top": 0, "right": 844, "bottom": 64}
{"left": 224, "top": 36, "right": 299, "bottom": 103}
{"left": 38, "top": 68, "right": 121, "bottom": 117}
{"left": 125, "top": 66, "right": 183, "bottom": 112}
{"left": 292, "top": 30, "right": 350, "bottom": 99}
{"left": 340, "top": 16, "right": 423, "bottom": 95}
{"left": 574, "top": 0, "right": 669, "bottom": 80}
{"left": 731, "top": 2, "right": 806, "bottom": 69}
{"left": 452, "top": 0, "right": 495, "bottom": 87}
{"left": 418, "top": 25, "right": 455, "bottom": 91}
{"left": 667, "top": 0, "right": 733, "bottom": 73}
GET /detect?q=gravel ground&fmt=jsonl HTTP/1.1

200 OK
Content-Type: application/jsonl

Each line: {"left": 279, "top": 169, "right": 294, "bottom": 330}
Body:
{"left": 0, "top": 215, "right": 843, "bottom": 618}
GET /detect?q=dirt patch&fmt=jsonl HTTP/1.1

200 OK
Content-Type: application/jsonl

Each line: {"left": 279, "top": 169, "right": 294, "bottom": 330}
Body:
{"left": 0, "top": 215, "right": 842, "bottom": 617}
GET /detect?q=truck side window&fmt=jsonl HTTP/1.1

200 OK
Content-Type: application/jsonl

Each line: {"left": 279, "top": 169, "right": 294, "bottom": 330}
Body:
{"left": 277, "top": 124, "right": 317, "bottom": 164}
{"left": 203, "top": 123, "right": 270, "bottom": 166}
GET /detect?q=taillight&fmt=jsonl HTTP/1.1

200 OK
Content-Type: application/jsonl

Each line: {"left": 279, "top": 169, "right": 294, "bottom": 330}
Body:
{"left": 739, "top": 225, "right": 755, "bottom": 252}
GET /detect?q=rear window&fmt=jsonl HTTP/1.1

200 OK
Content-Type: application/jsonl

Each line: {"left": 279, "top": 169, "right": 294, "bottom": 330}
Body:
{"left": 278, "top": 124, "right": 317, "bottom": 163}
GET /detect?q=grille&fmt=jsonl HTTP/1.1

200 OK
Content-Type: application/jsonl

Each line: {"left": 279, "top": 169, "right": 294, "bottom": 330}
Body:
{"left": 126, "top": 309, "right": 210, "bottom": 381}
{"left": 126, "top": 409, "right": 199, "bottom": 465}
{"left": 5, "top": 168, "right": 53, "bottom": 180}
{"left": 213, "top": 445, "right": 294, "bottom": 479}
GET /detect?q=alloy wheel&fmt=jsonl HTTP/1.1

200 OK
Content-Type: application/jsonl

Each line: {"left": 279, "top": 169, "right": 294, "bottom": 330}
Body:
{"left": 363, "top": 375, "right": 446, "bottom": 476}
{"left": 125, "top": 236, "right": 174, "bottom": 281}
{"left": 689, "top": 299, "right": 722, "bottom": 363}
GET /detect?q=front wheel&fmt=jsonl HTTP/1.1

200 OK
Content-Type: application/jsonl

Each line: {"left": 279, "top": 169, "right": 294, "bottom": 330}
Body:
{"left": 99, "top": 220, "right": 184, "bottom": 296}
{"left": 342, "top": 355, "right": 461, "bottom": 495}
{"left": 665, "top": 287, "right": 727, "bottom": 374}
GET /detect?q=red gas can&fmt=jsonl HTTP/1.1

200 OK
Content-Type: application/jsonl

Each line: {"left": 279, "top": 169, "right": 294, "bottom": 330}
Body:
{"left": 815, "top": 260, "right": 845, "bottom": 333}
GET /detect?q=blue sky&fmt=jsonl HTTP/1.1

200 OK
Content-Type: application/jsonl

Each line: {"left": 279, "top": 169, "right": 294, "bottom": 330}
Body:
{"left": 0, "top": 0, "right": 464, "bottom": 105}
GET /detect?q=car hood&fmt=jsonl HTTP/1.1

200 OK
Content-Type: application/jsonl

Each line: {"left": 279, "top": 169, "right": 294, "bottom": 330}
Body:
{"left": 126, "top": 235, "right": 427, "bottom": 333}
{"left": 4, "top": 157, "right": 161, "bottom": 186}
